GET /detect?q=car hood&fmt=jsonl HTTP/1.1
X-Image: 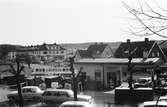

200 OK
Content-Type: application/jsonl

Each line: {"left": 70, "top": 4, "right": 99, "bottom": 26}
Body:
{"left": 134, "top": 83, "right": 145, "bottom": 85}
{"left": 8, "top": 91, "right": 18, "bottom": 95}
{"left": 77, "top": 94, "right": 92, "bottom": 100}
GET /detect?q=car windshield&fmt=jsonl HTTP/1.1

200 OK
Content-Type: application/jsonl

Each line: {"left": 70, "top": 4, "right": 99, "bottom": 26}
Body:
{"left": 42, "top": 91, "right": 52, "bottom": 96}
{"left": 22, "top": 88, "right": 35, "bottom": 93}
{"left": 63, "top": 106, "right": 83, "bottom": 107}
{"left": 144, "top": 105, "right": 166, "bottom": 107}
{"left": 159, "top": 99, "right": 167, "bottom": 102}
{"left": 137, "top": 79, "right": 150, "bottom": 83}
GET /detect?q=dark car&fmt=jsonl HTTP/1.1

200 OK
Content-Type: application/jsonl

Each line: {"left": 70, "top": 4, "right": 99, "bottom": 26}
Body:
{"left": 134, "top": 77, "right": 152, "bottom": 88}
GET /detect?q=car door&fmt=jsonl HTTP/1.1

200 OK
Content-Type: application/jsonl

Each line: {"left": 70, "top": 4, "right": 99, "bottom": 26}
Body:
{"left": 58, "top": 91, "right": 69, "bottom": 102}
{"left": 53, "top": 91, "right": 62, "bottom": 103}
{"left": 43, "top": 91, "right": 52, "bottom": 102}
{"left": 22, "top": 88, "right": 31, "bottom": 100}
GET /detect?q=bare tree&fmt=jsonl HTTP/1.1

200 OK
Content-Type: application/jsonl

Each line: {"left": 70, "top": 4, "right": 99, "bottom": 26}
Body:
{"left": 0, "top": 55, "right": 32, "bottom": 107}
{"left": 69, "top": 57, "right": 83, "bottom": 101}
{"left": 121, "top": 0, "right": 167, "bottom": 38}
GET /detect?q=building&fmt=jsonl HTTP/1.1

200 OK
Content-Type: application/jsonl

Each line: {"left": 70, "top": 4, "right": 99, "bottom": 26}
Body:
{"left": 74, "top": 38, "right": 166, "bottom": 90}
{"left": 74, "top": 58, "right": 162, "bottom": 90}
{"left": 75, "top": 43, "right": 114, "bottom": 60}
{"left": 114, "top": 38, "right": 166, "bottom": 60}
{"left": 7, "top": 43, "right": 68, "bottom": 64}
{"left": 30, "top": 64, "right": 71, "bottom": 76}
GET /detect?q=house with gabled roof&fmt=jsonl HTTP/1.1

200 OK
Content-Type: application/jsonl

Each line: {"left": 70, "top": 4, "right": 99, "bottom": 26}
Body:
{"left": 75, "top": 43, "right": 114, "bottom": 60}
{"left": 158, "top": 40, "right": 167, "bottom": 59}
{"left": 114, "top": 38, "right": 166, "bottom": 60}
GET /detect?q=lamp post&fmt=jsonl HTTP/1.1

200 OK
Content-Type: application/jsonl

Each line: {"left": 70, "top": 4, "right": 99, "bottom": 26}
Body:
{"left": 128, "top": 55, "right": 133, "bottom": 90}
{"left": 69, "top": 57, "right": 78, "bottom": 101}
{"left": 126, "top": 39, "right": 133, "bottom": 90}
{"left": 15, "top": 60, "right": 24, "bottom": 107}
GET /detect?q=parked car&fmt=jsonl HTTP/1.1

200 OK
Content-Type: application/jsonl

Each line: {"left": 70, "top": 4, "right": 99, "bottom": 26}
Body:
{"left": 59, "top": 101, "right": 94, "bottom": 107}
{"left": 134, "top": 77, "right": 152, "bottom": 88}
{"left": 7, "top": 86, "right": 44, "bottom": 101}
{"left": 158, "top": 95, "right": 167, "bottom": 102}
{"left": 42, "top": 89, "right": 93, "bottom": 104}
{"left": 139, "top": 101, "right": 167, "bottom": 107}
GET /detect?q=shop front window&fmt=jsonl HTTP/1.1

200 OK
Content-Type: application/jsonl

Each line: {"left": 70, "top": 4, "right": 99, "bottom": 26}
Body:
{"left": 95, "top": 70, "right": 101, "bottom": 81}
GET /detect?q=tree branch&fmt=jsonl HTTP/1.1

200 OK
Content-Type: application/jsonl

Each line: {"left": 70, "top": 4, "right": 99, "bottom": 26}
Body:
{"left": 122, "top": 0, "right": 167, "bottom": 38}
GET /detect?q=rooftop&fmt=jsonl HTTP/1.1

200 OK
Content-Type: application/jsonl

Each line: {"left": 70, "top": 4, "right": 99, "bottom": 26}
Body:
{"left": 75, "top": 58, "right": 161, "bottom": 65}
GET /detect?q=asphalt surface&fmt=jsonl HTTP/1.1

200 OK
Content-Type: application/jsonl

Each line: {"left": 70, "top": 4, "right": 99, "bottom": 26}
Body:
{"left": 0, "top": 84, "right": 139, "bottom": 107}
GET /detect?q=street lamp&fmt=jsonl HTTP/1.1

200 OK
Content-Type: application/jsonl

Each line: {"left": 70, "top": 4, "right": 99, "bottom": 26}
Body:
{"left": 126, "top": 39, "right": 134, "bottom": 90}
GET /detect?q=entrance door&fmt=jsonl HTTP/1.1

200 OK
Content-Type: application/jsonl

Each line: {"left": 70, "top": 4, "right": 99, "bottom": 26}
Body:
{"left": 107, "top": 72, "right": 116, "bottom": 89}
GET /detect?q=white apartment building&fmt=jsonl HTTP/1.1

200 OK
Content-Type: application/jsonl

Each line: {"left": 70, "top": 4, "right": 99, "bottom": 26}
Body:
{"left": 30, "top": 64, "right": 71, "bottom": 76}
{"left": 8, "top": 43, "right": 68, "bottom": 62}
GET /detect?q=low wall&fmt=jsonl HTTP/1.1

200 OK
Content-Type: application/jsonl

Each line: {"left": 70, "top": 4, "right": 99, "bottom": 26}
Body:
{"left": 115, "top": 87, "right": 154, "bottom": 104}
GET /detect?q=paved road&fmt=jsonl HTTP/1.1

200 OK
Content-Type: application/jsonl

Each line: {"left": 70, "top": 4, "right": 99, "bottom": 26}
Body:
{"left": 83, "top": 90, "right": 139, "bottom": 107}
{"left": 0, "top": 85, "right": 139, "bottom": 107}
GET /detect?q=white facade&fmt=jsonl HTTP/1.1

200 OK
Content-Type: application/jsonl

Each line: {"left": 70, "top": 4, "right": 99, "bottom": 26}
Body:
{"left": 30, "top": 64, "right": 71, "bottom": 76}
{"left": 7, "top": 43, "right": 68, "bottom": 63}
{"left": 74, "top": 62, "right": 126, "bottom": 89}
{"left": 74, "top": 57, "right": 161, "bottom": 89}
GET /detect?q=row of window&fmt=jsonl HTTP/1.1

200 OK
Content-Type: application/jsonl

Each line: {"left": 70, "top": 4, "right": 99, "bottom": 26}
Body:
{"left": 47, "top": 46, "right": 61, "bottom": 50}
{"left": 35, "top": 68, "right": 70, "bottom": 72}
{"left": 32, "top": 51, "right": 65, "bottom": 55}
{"left": 43, "top": 51, "right": 65, "bottom": 55}
{"left": 143, "top": 51, "right": 160, "bottom": 58}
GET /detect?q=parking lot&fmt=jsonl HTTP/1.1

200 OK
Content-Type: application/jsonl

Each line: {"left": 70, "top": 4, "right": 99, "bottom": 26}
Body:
{"left": 0, "top": 84, "right": 139, "bottom": 107}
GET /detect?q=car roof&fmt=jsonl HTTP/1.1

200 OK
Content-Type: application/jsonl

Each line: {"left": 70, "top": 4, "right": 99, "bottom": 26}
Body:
{"left": 159, "top": 96, "right": 167, "bottom": 100}
{"left": 45, "top": 88, "right": 73, "bottom": 93}
{"left": 22, "top": 86, "right": 39, "bottom": 89}
{"left": 138, "top": 77, "right": 151, "bottom": 80}
{"left": 61, "top": 101, "right": 91, "bottom": 106}
{"left": 144, "top": 101, "right": 167, "bottom": 106}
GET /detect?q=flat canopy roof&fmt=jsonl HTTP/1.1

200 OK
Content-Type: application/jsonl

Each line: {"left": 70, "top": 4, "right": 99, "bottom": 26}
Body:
{"left": 75, "top": 58, "right": 161, "bottom": 65}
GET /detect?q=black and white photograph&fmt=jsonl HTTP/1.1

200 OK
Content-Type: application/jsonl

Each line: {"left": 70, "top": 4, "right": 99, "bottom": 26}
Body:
{"left": 1, "top": 0, "right": 167, "bottom": 107}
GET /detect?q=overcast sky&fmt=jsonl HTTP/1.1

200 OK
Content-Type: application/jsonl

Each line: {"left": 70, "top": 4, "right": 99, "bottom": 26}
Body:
{"left": 0, "top": 0, "right": 166, "bottom": 46}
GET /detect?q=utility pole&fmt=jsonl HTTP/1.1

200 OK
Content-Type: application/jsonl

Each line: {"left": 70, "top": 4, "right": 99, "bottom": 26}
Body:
{"left": 127, "top": 39, "right": 133, "bottom": 90}
{"left": 15, "top": 60, "right": 24, "bottom": 107}
{"left": 69, "top": 57, "right": 78, "bottom": 101}
{"left": 128, "top": 55, "right": 133, "bottom": 90}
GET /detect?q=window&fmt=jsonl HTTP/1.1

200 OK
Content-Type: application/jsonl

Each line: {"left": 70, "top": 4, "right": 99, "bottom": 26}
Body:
{"left": 31, "top": 88, "right": 36, "bottom": 93}
{"left": 43, "top": 51, "right": 47, "bottom": 54}
{"left": 152, "top": 52, "right": 155, "bottom": 57}
{"left": 59, "top": 92, "right": 68, "bottom": 97}
{"left": 143, "top": 51, "right": 148, "bottom": 58}
{"left": 23, "top": 88, "right": 33, "bottom": 93}
{"left": 54, "top": 92, "right": 60, "bottom": 96}
{"left": 96, "top": 51, "right": 100, "bottom": 54}
{"left": 157, "top": 52, "right": 160, "bottom": 57}
{"left": 43, "top": 91, "right": 52, "bottom": 96}
{"left": 95, "top": 71, "right": 101, "bottom": 81}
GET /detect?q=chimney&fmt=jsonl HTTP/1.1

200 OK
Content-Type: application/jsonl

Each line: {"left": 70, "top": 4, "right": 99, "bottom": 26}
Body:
{"left": 127, "top": 39, "right": 131, "bottom": 44}
{"left": 145, "top": 38, "right": 149, "bottom": 43}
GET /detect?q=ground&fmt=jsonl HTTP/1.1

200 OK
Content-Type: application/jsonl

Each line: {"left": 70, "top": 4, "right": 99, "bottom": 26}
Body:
{"left": 0, "top": 83, "right": 139, "bottom": 107}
